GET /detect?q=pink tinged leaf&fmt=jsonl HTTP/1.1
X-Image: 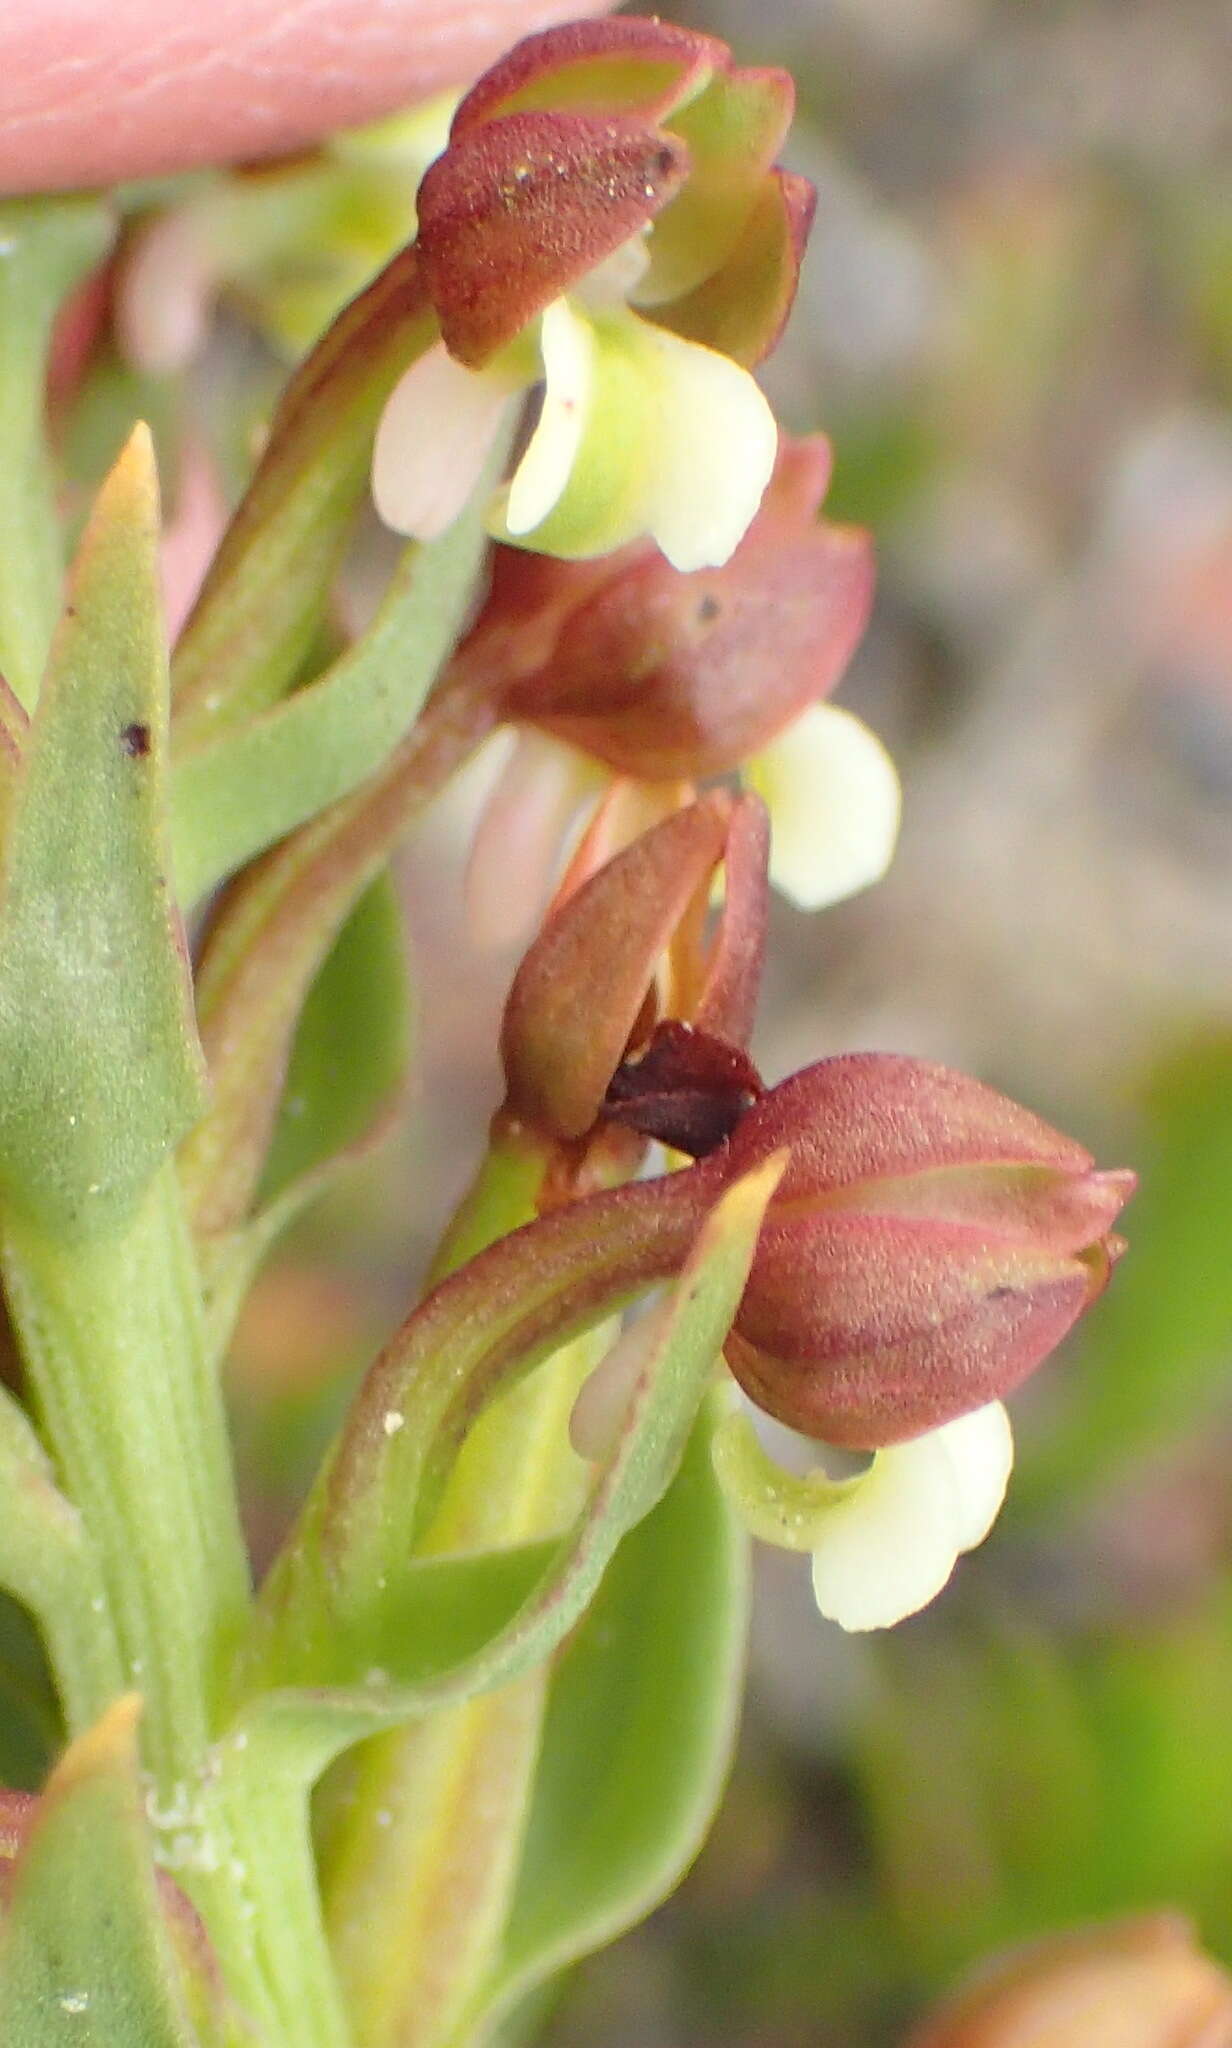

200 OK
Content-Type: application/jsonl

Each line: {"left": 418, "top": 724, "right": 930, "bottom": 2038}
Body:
{"left": 549, "top": 776, "right": 693, "bottom": 911}
{"left": 693, "top": 791, "right": 770, "bottom": 1050}
{"left": 649, "top": 168, "right": 817, "bottom": 368}
{"left": 463, "top": 729, "right": 595, "bottom": 950}
{"left": 416, "top": 112, "right": 690, "bottom": 369}
{"left": 449, "top": 17, "right": 723, "bottom": 132}
{"left": 371, "top": 339, "right": 515, "bottom": 540}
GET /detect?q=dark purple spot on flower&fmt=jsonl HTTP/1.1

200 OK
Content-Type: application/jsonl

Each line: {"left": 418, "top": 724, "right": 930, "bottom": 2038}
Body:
{"left": 120, "top": 722, "right": 151, "bottom": 758}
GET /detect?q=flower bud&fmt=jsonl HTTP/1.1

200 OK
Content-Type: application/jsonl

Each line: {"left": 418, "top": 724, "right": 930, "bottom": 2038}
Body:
{"left": 415, "top": 16, "right": 808, "bottom": 372}
{"left": 719, "top": 1054, "right": 1135, "bottom": 1447}
{"left": 500, "top": 790, "right": 768, "bottom": 1146}
{"left": 906, "top": 1914, "right": 1232, "bottom": 2048}
{"left": 499, "top": 435, "right": 873, "bottom": 781}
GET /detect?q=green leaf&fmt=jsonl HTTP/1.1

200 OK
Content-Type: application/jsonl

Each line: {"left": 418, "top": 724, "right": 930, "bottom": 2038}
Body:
{"left": 191, "top": 875, "right": 415, "bottom": 1364}
{"left": 259, "top": 871, "right": 413, "bottom": 1203}
{"left": 170, "top": 464, "right": 501, "bottom": 907}
{"left": 169, "top": 243, "right": 435, "bottom": 744}
{"left": 471, "top": 1403, "right": 750, "bottom": 2039}
{"left": 184, "top": 864, "right": 413, "bottom": 1249}
{"left": 231, "top": 1159, "right": 779, "bottom": 1771}
{"left": 0, "top": 1383, "right": 123, "bottom": 1735}
{"left": 0, "top": 1697, "right": 198, "bottom": 2045}
{"left": 0, "top": 196, "right": 114, "bottom": 710}
{"left": 0, "top": 427, "right": 206, "bottom": 1235}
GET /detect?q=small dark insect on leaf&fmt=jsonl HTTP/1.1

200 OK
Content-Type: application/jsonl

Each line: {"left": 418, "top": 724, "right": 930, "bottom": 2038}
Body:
{"left": 119, "top": 722, "right": 151, "bottom": 758}
{"left": 604, "top": 1020, "right": 763, "bottom": 1156}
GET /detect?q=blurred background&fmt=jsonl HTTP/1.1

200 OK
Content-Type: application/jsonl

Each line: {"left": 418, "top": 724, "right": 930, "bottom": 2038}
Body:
{"left": 36, "top": 0, "right": 1232, "bottom": 2038}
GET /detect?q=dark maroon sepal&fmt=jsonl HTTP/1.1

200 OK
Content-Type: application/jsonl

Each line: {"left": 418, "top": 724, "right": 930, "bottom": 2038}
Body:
{"left": 605, "top": 1020, "right": 763, "bottom": 1157}
{"left": 417, "top": 110, "right": 690, "bottom": 366}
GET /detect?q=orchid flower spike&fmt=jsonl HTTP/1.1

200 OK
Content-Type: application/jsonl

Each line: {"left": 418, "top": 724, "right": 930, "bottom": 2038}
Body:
{"left": 372, "top": 17, "right": 815, "bottom": 571}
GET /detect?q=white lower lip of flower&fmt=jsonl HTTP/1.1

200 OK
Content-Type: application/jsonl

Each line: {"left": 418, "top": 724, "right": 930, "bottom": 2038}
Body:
{"left": 372, "top": 339, "right": 514, "bottom": 541}
{"left": 808, "top": 1402, "right": 1013, "bottom": 1631}
{"left": 747, "top": 703, "right": 902, "bottom": 912}
{"left": 712, "top": 1397, "right": 1013, "bottom": 1632}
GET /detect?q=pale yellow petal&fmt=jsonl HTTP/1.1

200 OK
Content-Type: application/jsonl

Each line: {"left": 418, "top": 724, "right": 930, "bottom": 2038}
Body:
{"left": 504, "top": 299, "right": 593, "bottom": 537}
{"left": 749, "top": 703, "right": 902, "bottom": 912}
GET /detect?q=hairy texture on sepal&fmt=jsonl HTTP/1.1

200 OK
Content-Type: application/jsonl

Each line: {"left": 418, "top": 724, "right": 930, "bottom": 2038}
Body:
{"left": 418, "top": 113, "right": 688, "bottom": 368}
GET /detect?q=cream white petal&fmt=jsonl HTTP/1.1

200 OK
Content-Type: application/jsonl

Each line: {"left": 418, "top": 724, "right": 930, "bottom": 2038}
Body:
{"left": 809, "top": 1405, "right": 1013, "bottom": 1631}
{"left": 809, "top": 1431, "right": 967, "bottom": 1632}
{"left": 935, "top": 1401, "right": 1014, "bottom": 1553}
{"left": 372, "top": 341, "right": 513, "bottom": 540}
{"left": 636, "top": 324, "right": 778, "bottom": 571}
{"left": 749, "top": 703, "right": 902, "bottom": 913}
{"left": 504, "top": 299, "right": 593, "bottom": 537}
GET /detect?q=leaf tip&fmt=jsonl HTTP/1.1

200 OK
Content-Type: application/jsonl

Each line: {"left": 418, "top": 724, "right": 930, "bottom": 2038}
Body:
{"left": 46, "top": 1694, "right": 144, "bottom": 1801}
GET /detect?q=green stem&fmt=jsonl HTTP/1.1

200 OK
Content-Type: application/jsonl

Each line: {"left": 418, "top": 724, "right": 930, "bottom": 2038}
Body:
{"left": 0, "top": 1166, "right": 349, "bottom": 2043}
{"left": 0, "top": 196, "right": 113, "bottom": 710}
{"left": 318, "top": 1135, "right": 617, "bottom": 2047}
{"left": 0, "top": 1163, "right": 250, "bottom": 1796}
{"left": 177, "top": 1742, "right": 352, "bottom": 2048}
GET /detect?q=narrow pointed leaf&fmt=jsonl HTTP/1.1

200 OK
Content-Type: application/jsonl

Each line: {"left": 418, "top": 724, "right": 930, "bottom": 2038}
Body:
{"left": 170, "top": 243, "right": 435, "bottom": 742}
{"left": 229, "top": 1160, "right": 780, "bottom": 1771}
{"left": 468, "top": 1403, "right": 750, "bottom": 2038}
{"left": 170, "top": 436, "right": 503, "bottom": 906}
{"left": 180, "top": 664, "right": 495, "bottom": 1239}
{"left": 0, "top": 428, "right": 206, "bottom": 1234}
{"left": 0, "top": 1698, "right": 198, "bottom": 2046}
{"left": 0, "top": 1385, "right": 122, "bottom": 1735}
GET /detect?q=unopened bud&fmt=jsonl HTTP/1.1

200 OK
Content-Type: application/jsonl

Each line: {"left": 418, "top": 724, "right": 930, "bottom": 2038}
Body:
{"left": 500, "top": 791, "right": 768, "bottom": 1145}
{"left": 719, "top": 1054, "right": 1135, "bottom": 1447}
{"left": 501, "top": 436, "right": 873, "bottom": 781}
